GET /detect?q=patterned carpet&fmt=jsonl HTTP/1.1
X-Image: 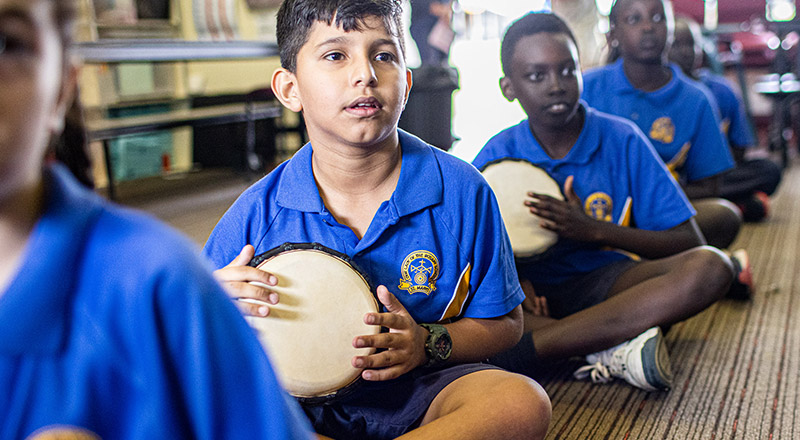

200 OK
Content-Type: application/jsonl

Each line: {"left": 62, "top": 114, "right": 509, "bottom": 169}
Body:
{"left": 538, "top": 161, "right": 800, "bottom": 440}
{"left": 129, "top": 159, "right": 800, "bottom": 439}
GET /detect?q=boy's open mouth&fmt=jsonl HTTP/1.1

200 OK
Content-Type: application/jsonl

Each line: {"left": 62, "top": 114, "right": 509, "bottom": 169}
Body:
{"left": 347, "top": 97, "right": 382, "bottom": 110}
{"left": 346, "top": 97, "right": 383, "bottom": 116}
{"left": 545, "top": 102, "right": 571, "bottom": 113}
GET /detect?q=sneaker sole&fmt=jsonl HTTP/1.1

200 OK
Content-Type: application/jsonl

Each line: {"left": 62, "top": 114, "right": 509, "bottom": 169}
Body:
{"left": 628, "top": 327, "right": 673, "bottom": 391}
{"left": 642, "top": 328, "right": 672, "bottom": 390}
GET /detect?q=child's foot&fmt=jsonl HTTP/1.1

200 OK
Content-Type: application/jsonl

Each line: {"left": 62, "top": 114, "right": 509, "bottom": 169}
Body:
{"left": 573, "top": 327, "right": 672, "bottom": 391}
{"left": 737, "top": 191, "right": 770, "bottom": 222}
{"left": 727, "top": 249, "right": 754, "bottom": 300}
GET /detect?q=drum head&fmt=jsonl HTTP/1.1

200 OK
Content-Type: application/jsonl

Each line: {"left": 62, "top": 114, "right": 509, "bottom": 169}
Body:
{"left": 481, "top": 160, "right": 563, "bottom": 257}
{"left": 246, "top": 244, "right": 379, "bottom": 404}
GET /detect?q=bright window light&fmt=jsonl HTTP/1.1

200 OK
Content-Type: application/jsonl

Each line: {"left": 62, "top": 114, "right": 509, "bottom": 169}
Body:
{"left": 483, "top": 0, "right": 550, "bottom": 17}
{"left": 704, "top": 0, "right": 718, "bottom": 30}
{"left": 767, "top": 0, "right": 796, "bottom": 22}
{"left": 596, "top": 0, "right": 614, "bottom": 16}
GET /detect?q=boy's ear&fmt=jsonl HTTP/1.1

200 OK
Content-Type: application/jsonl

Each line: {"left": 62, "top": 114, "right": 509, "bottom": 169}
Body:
{"left": 499, "top": 77, "right": 516, "bottom": 102}
{"left": 271, "top": 67, "right": 303, "bottom": 112}
{"left": 402, "top": 68, "right": 413, "bottom": 109}
{"left": 49, "top": 60, "right": 80, "bottom": 136}
{"left": 606, "top": 27, "right": 617, "bottom": 48}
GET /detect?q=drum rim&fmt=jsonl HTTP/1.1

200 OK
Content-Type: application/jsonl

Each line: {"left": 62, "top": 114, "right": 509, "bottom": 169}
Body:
{"left": 249, "top": 242, "right": 377, "bottom": 293}
{"left": 478, "top": 157, "right": 567, "bottom": 200}
{"left": 480, "top": 158, "right": 565, "bottom": 261}
{"left": 248, "top": 242, "right": 380, "bottom": 405}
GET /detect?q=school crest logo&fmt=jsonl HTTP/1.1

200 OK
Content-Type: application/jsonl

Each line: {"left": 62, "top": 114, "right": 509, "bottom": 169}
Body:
{"left": 585, "top": 192, "right": 613, "bottom": 222}
{"left": 398, "top": 250, "right": 440, "bottom": 295}
{"left": 649, "top": 117, "right": 675, "bottom": 144}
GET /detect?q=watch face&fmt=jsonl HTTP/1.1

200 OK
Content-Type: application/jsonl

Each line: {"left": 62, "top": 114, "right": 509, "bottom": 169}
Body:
{"left": 434, "top": 333, "right": 452, "bottom": 357}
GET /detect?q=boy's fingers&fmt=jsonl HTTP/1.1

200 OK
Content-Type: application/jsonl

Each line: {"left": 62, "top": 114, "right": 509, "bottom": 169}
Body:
{"left": 564, "top": 176, "right": 580, "bottom": 206}
{"left": 361, "top": 365, "right": 405, "bottom": 381}
{"left": 220, "top": 278, "right": 279, "bottom": 303}
{"left": 527, "top": 192, "right": 559, "bottom": 203}
{"left": 363, "top": 310, "right": 406, "bottom": 328}
{"left": 215, "top": 265, "right": 278, "bottom": 286}
{"left": 540, "top": 296, "right": 550, "bottom": 316}
{"left": 376, "top": 285, "right": 409, "bottom": 316}
{"left": 225, "top": 244, "right": 256, "bottom": 268}
{"left": 521, "top": 295, "right": 537, "bottom": 313}
{"left": 353, "top": 332, "right": 401, "bottom": 349}
{"left": 234, "top": 298, "right": 271, "bottom": 317}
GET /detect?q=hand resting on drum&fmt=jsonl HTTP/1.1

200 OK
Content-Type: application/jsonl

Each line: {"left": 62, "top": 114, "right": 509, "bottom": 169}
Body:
{"left": 213, "top": 245, "right": 280, "bottom": 317}
{"left": 525, "top": 176, "right": 601, "bottom": 243}
{"left": 351, "top": 286, "right": 428, "bottom": 382}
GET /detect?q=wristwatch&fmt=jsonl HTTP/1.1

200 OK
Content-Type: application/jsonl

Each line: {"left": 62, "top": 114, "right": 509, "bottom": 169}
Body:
{"left": 419, "top": 323, "right": 452, "bottom": 368}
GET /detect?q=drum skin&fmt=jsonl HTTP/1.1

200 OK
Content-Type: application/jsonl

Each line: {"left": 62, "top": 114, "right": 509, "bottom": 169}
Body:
{"left": 246, "top": 243, "right": 379, "bottom": 404}
{"left": 481, "top": 160, "right": 564, "bottom": 257}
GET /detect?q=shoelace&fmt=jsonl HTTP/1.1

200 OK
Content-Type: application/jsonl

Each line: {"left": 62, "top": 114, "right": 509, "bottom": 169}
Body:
{"left": 573, "top": 362, "right": 613, "bottom": 384}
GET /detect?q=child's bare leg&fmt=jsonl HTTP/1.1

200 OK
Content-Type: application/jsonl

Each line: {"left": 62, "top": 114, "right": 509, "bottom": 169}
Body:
{"left": 398, "top": 369, "right": 551, "bottom": 440}
{"left": 693, "top": 198, "right": 742, "bottom": 249}
{"left": 531, "top": 246, "right": 732, "bottom": 360}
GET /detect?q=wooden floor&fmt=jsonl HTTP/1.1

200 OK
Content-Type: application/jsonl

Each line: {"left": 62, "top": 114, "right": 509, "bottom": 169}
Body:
{"left": 123, "top": 156, "right": 800, "bottom": 440}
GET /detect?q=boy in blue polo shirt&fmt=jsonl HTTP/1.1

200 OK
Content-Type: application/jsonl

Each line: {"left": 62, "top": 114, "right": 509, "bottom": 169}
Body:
{"left": 668, "top": 15, "right": 782, "bottom": 222}
{"left": 582, "top": 0, "right": 754, "bottom": 299}
{"left": 472, "top": 12, "right": 733, "bottom": 392}
{"left": 581, "top": 0, "right": 743, "bottom": 253}
{"left": 203, "top": 0, "right": 551, "bottom": 438}
{"left": 0, "top": 0, "right": 314, "bottom": 438}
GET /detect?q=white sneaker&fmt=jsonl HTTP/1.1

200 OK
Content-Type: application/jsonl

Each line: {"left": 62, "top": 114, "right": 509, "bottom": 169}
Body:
{"left": 573, "top": 327, "right": 672, "bottom": 391}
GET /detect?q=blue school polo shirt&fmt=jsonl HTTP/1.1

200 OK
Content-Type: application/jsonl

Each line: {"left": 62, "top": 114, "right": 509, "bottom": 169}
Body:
{"left": 0, "top": 165, "right": 314, "bottom": 440}
{"left": 203, "top": 129, "right": 523, "bottom": 324}
{"left": 698, "top": 69, "right": 756, "bottom": 149}
{"left": 582, "top": 59, "right": 733, "bottom": 183}
{"left": 472, "top": 104, "right": 695, "bottom": 285}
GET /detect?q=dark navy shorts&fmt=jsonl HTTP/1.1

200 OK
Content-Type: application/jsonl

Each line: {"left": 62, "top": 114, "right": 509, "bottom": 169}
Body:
{"left": 525, "top": 259, "right": 638, "bottom": 319}
{"left": 302, "top": 363, "right": 499, "bottom": 440}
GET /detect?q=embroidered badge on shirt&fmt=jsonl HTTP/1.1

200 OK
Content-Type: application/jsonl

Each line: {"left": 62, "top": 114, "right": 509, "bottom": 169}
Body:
{"left": 649, "top": 116, "right": 675, "bottom": 144}
{"left": 585, "top": 192, "right": 613, "bottom": 222}
{"left": 398, "top": 250, "right": 440, "bottom": 295}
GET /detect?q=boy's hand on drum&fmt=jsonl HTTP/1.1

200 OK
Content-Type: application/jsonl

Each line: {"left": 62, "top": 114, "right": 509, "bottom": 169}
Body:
{"left": 212, "top": 245, "right": 279, "bottom": 317}
{"left": 526, "top": 175, "right": 599, "bottom": 242}
{"left": 352, "top": 285, "right": 428, "bottom": 381}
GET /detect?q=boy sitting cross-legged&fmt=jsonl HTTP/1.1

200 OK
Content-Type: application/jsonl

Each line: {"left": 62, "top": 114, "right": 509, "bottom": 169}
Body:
{"left": 472, "top": 12, "right": 734, "bottom": 392}
{"left": 203, "top": 1, "right": 551, "bottom": 439}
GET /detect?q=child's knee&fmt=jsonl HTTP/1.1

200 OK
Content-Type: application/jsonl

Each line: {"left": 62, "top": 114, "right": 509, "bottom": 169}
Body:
{"left": 490, "top": 373, "right": 552, "bottom": 438}
{"left": 685, "top": 246, "right": 734, "bottom": 300}
{"left": 695, "top": 199, "right": 742, "bottom": 248}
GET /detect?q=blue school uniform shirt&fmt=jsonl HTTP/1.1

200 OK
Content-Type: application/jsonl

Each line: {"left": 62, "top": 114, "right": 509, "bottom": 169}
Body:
{"left": 698, "top": 69, "right": 756, "bottom": 149}
{"left": 203, "top": 129, "right": 523, "bottom": 324}
{"left": 471, "top": 104, "right": 695, "bottom": 285}
{"left": 0, "top": 164, "right": 314, "bottom": 440}
{"left": 582, "top": 59, "right": 733, "bottom": 184}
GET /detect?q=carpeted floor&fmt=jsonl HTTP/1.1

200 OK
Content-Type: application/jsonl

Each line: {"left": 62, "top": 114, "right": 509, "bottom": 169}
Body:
{"left": 125, "top": 158, "right": 800, "bottom": 440}
{"left": 539, "top": 160, "right": 800, "bottom": 440}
